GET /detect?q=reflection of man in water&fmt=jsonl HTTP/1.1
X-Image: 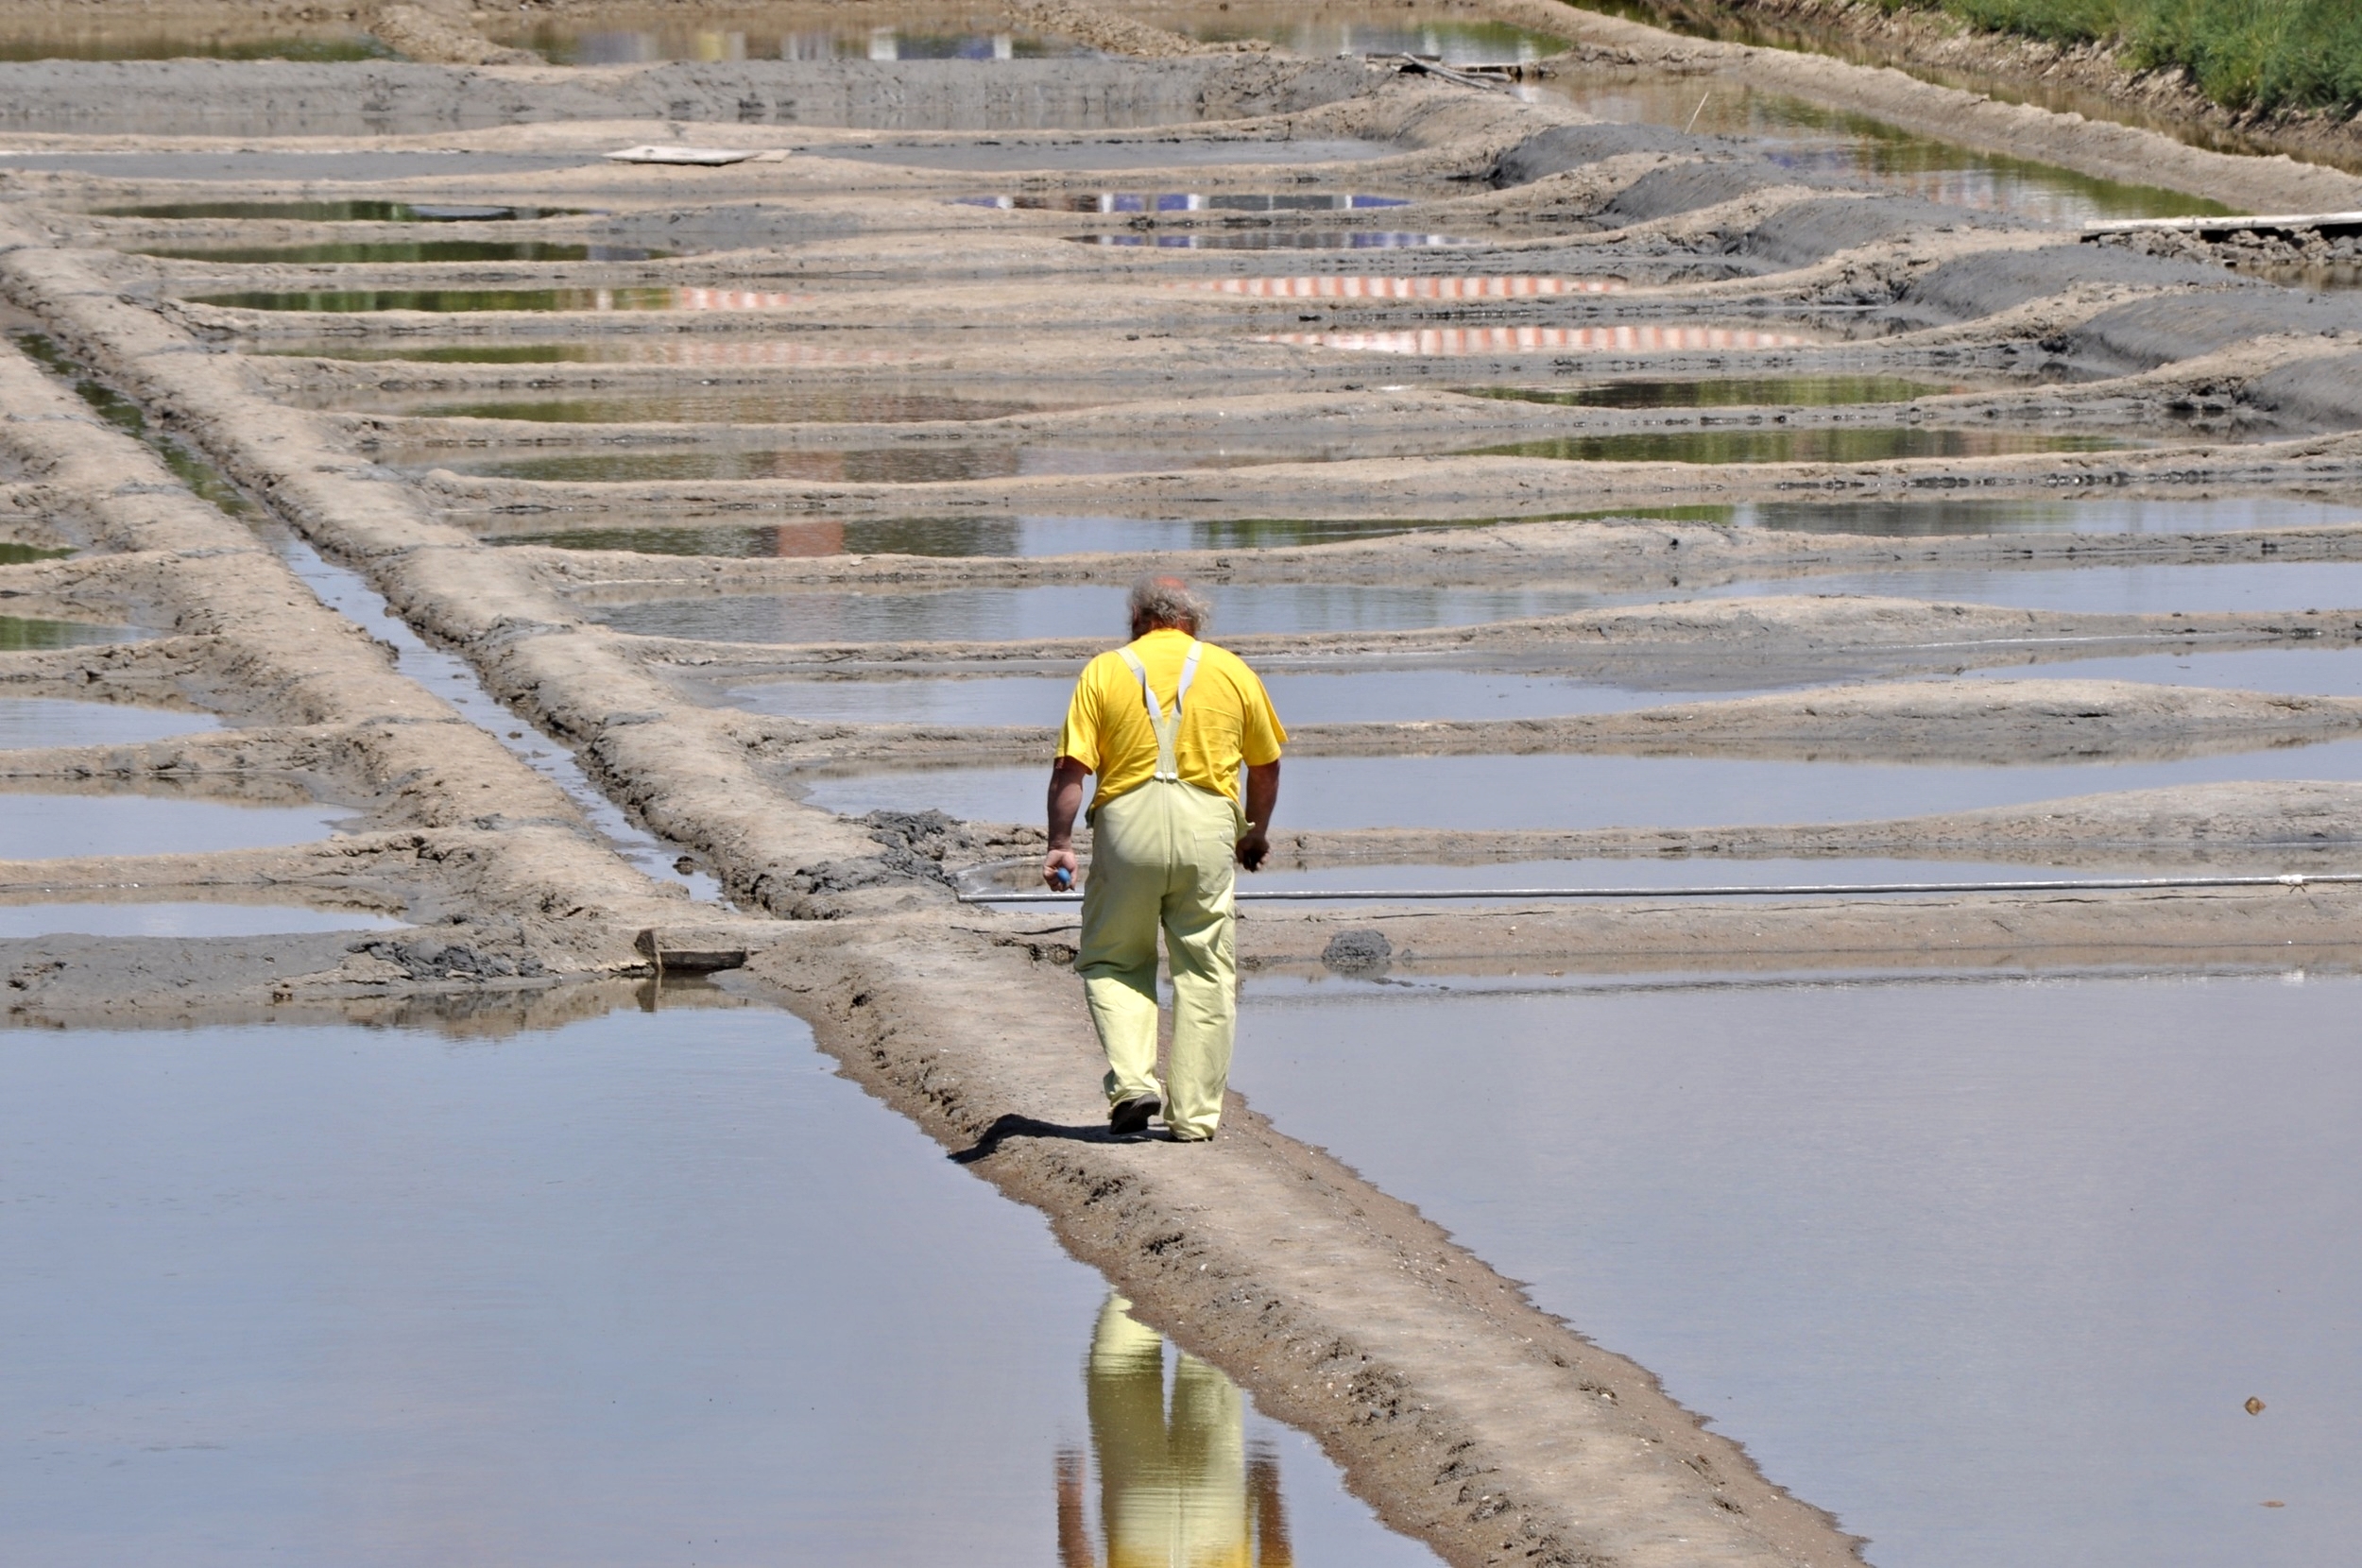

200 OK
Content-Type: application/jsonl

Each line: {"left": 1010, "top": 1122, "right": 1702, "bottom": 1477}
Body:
{"left": 1058, "top": 1294, "right": 1292, "bottom": 1568}
{"left": 1043, "top": 576, "right": 1287, "bottom": 1142}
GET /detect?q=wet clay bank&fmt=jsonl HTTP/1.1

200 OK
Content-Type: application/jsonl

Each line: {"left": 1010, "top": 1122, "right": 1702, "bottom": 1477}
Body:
{"left": 9, "top": 4, "right": 2362, "bottom": 1565}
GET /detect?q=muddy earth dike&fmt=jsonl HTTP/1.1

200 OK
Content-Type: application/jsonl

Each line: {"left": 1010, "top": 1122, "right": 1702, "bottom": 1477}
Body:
{"left": 1484, "top": 0, "right": 2362, "bottom": 212}
{"left": 0, "top": 332, "right": 758, "bottom": 1014}
{"left": 1535, "top": 0, "right": 2362, "bottom": 175}
{"left": 9, "top": 12, "right": 2362, "bottom": 1565}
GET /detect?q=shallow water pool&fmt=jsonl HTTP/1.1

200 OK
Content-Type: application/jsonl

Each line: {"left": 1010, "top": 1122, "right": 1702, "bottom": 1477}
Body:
{"left": 1237, "top": 855, "right": 2187, "bottom": 897}
{"left": 1265, "top": 323, "right": 1825, "bottom": 353}
{"left": 263, "top": 339, "right": 921, "bottom": 366}
{"left": 0, "top": 30, "right": 384, "bottom": 62}
{"left": 0, "top": 901, "right": 405, "bottom": 939}
{"left": 958, "top": 190, "right": 1412, "bottom": 213}
{"left": 0, "top": 697, "right": 221, "bottom": 748}
{"left": 823, "top": 139, "right": 1396, "bottom": 171}
{"left": 409, "top": 388, "right": 1037, "bottom": 424}
{"left": 1233, "top": 973, "right": 2362, "bottom": 1567}
{"left": 726, "top": 641, "right": 2362, "bottom": 729}
{"left": 1703, "top": 495, "right": 2362, "bottom": 536}
{"left": 797, "top": 737, "right": 2362, "bottom": 830}
{"left": 99, "top": 202, "right": 584, "bottom": 223}
{"left": 1, "top": 151, "right": 591, "bottom": 181}
{"left": 593, "top": 583, "right": 1620, "bottom": 644}
{"left": 727, "top": 665, "right": 1748, "bottom": 726}
{"left": 1074, "top": 230, "right": 1475, "bottom": 249}
{"left": 1729, "top": 560, "right": 2362, "bottom": 615}
{"left": 1969, "top": 645, "right": 2362, "bottom": 698}
{"left": 485, "top": 20, "right": 1073, "bottom": 64}
{"left": 0, "top": 1004, "right": 1434, "bottom": 1567}
{"left": 143, "top": 241, "right": 663, "bottom": 265}
{"left": 1467, "top": 375, "right": 1963, "bottom": 408}
{"left": 189, "top": 286, "right": 768, "bottom": 315}
{"left": 435, "top": 436, "right": 1470, "bottom": 482}
{"left": 0, "top": 793, "right": 351, "bottom": 860}
{"left": 441, "top": 446, "right": 1023, "bottom": 485}
{"left": 1468, "top": 427, "right": 2125, "bottom": 463}
{"left": 0, "top": 614, "right": 139, "bottom": 651}
{"left": 967, "top": 855, "right": 2149, "bottom": 901}
{"left": 489, "top": 499, "right": 2362, "bottom": 554}
{"left": 489, "top": 513, "right": 1468, "bottom": 557}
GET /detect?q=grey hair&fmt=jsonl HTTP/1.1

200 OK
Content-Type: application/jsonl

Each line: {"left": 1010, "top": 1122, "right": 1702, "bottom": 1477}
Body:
{"left": 1127, "top": 575, "right": 1211, "bottom": 634}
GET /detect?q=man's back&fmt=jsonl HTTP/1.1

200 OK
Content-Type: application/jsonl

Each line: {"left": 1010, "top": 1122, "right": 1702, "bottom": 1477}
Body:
{"left": 1056, "top": 627, "right": 1286, "bottom": 811}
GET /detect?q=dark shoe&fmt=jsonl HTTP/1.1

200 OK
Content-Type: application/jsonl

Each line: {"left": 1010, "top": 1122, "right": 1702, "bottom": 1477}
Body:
{"left": 1109, "top": 1096, "right": 1161, "bottom": 1136}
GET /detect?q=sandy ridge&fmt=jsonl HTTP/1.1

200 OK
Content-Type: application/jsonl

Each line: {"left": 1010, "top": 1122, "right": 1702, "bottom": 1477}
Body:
{"left": 0, "top": 323, "right": 694, "bottom": 999}
{"left": 749, "top": 912, "right": 1871, "bottom": 1568}
{"left": 1483, "top": 0, "right": 2362, "bottom": 213}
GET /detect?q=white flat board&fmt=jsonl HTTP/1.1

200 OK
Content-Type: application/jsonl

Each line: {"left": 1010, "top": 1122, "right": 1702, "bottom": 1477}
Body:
{"left": 604, "top": 145, "right": 761, "bottom": 166}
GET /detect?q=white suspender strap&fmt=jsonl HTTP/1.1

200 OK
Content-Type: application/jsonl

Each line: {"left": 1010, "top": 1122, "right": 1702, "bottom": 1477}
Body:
{"left": 1117, "top": 640, "right": 1201, "bottom": 783}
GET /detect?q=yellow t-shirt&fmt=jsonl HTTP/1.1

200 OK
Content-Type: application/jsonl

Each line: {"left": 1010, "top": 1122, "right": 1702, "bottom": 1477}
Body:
{"left": 1055, "top": 629, "right": 1287, "bottom": 812}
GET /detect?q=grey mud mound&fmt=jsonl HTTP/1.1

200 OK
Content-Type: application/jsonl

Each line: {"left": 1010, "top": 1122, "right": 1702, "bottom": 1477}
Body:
{"left": 8, "top": 1, "right": 2362, "bottom": 1564}
{"left": 1744, "top": 194, "right": 2010, "bottom": 266}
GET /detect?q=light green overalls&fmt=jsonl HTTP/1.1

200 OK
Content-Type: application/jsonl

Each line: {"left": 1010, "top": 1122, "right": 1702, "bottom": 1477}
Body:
{"left": 1077, "top": 640, "right": 1243, "bottom": 1142}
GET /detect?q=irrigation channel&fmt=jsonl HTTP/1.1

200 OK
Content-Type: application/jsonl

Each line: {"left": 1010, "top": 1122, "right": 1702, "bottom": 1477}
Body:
{"left": 2, "top": 3, "right": 2359, "bottom": 1565}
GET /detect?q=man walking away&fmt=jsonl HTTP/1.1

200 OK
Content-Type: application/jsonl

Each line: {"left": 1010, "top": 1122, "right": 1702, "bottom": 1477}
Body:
{"left": 1043, "top": 576, "right": 1286, "bottom": 1142}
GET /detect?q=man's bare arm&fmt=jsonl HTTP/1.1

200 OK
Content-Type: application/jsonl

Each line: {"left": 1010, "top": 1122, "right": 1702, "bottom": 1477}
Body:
{"left": 1238, "top": 758, "right": 1280, "bottom": 872}
{"left": 1044, "top": 757, "right": 1089, "bottom": 889}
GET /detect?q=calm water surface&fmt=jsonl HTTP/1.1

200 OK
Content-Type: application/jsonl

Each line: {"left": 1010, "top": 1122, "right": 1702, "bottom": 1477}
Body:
{"left": 488, "top": 513, "right": 1442, "bottom": 557}
{"left": 726, "top": 666, "right": 1745, "bottom": 726}
{"left": 797, "top": 737, "right": 2362, "bottom": 829}
{"left": 593, "top": 584, "right": 1620, "bottom": 644}
{"left": 0, "top": 794, "right": 351, "bottom": 859}
{"left": 1727, "top": 561, "right": 2362, "bottom": 614}
{"left": 486, "top": 498, "right": 2362, "bottom": 557}
{"left": 1234, "top": 974, "right": 2362, "bottom": 1567}
{"left": 0, "top": 902, "right": 403, "bottom": 939}
{"left": 0, "top": 698, "right": 219, "bottom": 749}
{"left": 1701, "top": 496, "right": 2362, "bottom": 536}
{"left": 0, "top": 1004, "right": 1434, "bottom": 1567}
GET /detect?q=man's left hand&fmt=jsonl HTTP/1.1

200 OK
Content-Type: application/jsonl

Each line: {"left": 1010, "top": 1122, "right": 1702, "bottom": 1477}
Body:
{"left": 1235, "top": 828, "right": 1270, "bottom": 872}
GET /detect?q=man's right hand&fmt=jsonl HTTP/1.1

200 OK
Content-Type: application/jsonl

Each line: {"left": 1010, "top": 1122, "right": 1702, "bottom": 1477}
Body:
{"left": 1044, "top": 846, "right": 1080, "bottom": 890}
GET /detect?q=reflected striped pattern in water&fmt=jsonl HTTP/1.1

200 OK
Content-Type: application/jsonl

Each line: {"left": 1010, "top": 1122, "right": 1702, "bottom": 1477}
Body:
{"left": 667, "top": 287, "right": 813, "bottom": 310}
{"left": 1185, "top": 275, "right": 1623, "bottom": 298}
{"left": 601, "top": 340, "right": 917, "bottom": 366}
{"left": 1258, "top": 325, "right": 1819, "bottom": 353}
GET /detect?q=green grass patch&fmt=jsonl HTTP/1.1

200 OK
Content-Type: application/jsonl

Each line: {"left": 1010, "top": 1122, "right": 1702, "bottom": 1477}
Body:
{"left": 1875, "top": 0, "right": 2362, "bottom": 113}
